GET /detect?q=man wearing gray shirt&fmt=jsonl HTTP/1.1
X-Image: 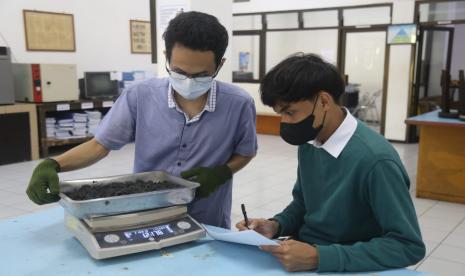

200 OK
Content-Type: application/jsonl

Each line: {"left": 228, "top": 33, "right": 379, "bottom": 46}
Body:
{"left": 26, "top": 11, "right": 258, "bottom": 228}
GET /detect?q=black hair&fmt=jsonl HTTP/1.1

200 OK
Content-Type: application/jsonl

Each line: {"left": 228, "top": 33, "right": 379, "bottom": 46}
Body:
{"left": 260, "top": 53, "right": 345, "bottom": 107}
{"left": 163, "top": 11, "right": 228, "bottom": 67}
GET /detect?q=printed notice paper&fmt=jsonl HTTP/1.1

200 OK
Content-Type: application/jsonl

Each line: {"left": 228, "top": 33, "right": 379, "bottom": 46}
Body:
{"left": 203, "top": 224, "right": 279, "bottom": 247}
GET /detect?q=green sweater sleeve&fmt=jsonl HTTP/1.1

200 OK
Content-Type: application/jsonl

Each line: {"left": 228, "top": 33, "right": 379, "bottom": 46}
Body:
{"left": 273, "top": 166, "right": 306, "bottom": 237}
{"left": 316, "top": 160, "right": 425, "bottom": 272}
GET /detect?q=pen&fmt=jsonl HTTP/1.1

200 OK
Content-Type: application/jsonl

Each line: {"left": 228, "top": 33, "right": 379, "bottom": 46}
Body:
{"left": 241, "top": 203, "right": 249, "bottom": 229}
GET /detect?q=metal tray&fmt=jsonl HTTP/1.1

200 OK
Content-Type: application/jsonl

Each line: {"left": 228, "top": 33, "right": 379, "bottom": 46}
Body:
{"left": 58, "top": 171, "right": 199, "bottom": 219}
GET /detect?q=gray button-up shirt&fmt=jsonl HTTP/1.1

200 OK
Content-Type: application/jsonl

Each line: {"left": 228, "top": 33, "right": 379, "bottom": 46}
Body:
{"left": 95, "top": 77, "right": 258, "bottom": 228}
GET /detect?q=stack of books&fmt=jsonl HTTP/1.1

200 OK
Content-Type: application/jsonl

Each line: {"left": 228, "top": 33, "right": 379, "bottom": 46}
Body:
{"left": 71, "top": 113, "right": 88, "bottom": 138}
{"left": 56, "top": 118, "right": 74, "bottom": 140}
{"left": 45, "top": 118, "right": 56, "bottom": 138}
{"left": 86, "top": 111, "right": 102, "bottom": 136}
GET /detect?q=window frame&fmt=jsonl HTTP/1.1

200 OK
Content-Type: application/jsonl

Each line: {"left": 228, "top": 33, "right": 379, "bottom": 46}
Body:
{"left": 414, "top": 0, "right": 465, "bottom": 26}
{"left": 231, "top": 30, "right": 264, "bottom": 83}
{"left": 232, "top": 3, "right": 393, "bottom": 83}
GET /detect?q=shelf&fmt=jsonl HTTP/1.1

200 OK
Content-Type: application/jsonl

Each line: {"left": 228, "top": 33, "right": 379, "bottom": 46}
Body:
{"left": 35, "top": 99, "right": 116, "bottom": 112}
{"left": 35, "top": 98, "right": 115, "bottom": 157}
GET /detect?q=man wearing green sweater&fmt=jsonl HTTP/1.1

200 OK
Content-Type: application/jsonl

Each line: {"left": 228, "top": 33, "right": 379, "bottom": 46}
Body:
{"left": 236, "top": 53, "right": 425, "bottom": 272}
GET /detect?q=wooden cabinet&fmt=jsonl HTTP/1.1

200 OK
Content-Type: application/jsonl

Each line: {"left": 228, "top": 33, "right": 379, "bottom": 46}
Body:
{"left": 256, "top": 114, "right": 280, "bottom": 135}
{"left": 0, "top": 103, "right": 39, "bottom": 164}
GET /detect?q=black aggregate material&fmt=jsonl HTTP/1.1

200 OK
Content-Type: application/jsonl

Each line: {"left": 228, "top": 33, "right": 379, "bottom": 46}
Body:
{"left": 65, "top": 180, "right": 184, "bottom": 200}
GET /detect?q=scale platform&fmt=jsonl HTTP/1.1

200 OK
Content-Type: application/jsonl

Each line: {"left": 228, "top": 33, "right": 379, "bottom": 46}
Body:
{"left": 65, "top": 205, "right": 206, "bottom": 259}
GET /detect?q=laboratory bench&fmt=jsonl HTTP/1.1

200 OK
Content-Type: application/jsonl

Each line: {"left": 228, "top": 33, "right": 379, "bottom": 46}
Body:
{"left": 0, "top": 207, "right": 426, "bottom": 276}
{"left": 406, "top": 110, "right": 465, "bottom": 204}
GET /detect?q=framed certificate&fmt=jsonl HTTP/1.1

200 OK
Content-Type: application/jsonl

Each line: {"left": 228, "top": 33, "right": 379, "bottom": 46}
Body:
{"left": 130, "top": 20, "right": 152, "bottom": 54}
{"left": 23, "top": 10, "right": 76, "bottom": 52}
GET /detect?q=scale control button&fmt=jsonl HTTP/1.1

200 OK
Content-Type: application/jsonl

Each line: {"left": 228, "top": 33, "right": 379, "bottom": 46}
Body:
{"left": 177, "top": 221, "right": 191, "bottom": 230}
{"left": 104, "top": 234, "right": 120, "bottom": 243}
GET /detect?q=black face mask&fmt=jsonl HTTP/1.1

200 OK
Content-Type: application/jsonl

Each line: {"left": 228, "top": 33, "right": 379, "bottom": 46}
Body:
{"left": 279, "top": 97, "right": 327, "bottom": 146}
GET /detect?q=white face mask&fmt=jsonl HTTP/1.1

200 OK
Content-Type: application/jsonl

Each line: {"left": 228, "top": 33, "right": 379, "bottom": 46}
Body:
{"left": 166, "top": 61, "right": 223, "bottom": 100}
{"left": 169, "top": 75, "right": 212, "bottom": 100}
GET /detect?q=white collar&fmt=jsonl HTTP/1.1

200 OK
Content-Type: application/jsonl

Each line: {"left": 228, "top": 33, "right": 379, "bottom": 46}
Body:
{"left": 309, "top": 108, "right": 357, "bottom": 158}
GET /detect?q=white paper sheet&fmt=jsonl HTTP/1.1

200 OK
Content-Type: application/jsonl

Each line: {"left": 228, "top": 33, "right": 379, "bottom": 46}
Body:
{"left": 204, "top": 224, "right": 279, "bottom": 247}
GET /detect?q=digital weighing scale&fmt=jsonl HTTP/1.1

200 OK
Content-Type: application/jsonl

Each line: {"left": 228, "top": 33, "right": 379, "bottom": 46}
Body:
{"left": 59, "top": 171, "right": 206, "bottom": 259}
{"left": 64, "top": 205, "right": 205, "bottom": 259}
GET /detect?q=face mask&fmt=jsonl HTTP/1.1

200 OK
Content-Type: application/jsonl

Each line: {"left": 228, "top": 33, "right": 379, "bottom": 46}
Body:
{"left": 279, "top": 96, "right": 327, "bottom": 146}
{"left": 169, "top": 77, "right": 212, "bottom": 100}
{"left": 166, "top": 61, "right": 222, "bottom": 100}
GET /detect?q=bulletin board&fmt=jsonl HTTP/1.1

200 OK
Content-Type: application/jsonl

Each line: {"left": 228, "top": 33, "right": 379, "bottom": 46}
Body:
{"left": 23, "top": 10, "right": 76, "bottom": 52}
{"left": 130, "top": 20, "right": 152, "bottom": 54}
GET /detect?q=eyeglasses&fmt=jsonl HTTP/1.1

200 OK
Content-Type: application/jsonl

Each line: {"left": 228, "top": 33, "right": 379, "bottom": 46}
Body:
{"left": 165, "top": 62, "right": 221, "bottom": 83}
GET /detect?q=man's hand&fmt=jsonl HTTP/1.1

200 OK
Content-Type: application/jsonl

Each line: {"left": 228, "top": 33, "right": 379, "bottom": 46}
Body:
{"left": 260, "top": 240, "right": 319, "bottom": 272}
{"left": 26, "top": 159, "right": 61, "bottom": 205}
{"left": 181, "top": 165, "right": 232, "bottom": 198}
{"left": 236, "top": 218, "right": 279, "bottom": 239}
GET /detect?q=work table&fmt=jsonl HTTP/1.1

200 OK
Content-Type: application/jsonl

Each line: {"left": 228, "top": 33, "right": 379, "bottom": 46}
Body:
{"left": 0, "top": 207, "right": 426, "bottom": 276}
{"left": 406, "top": 110, "right": 465, "bottom": 204}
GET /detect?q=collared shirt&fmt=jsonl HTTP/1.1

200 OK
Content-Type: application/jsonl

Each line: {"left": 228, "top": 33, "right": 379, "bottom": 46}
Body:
{"left": 309, "top": 108, "right": 358, "bottom": 158}
{"left": 167, "top": 80, "right": 217, "bottom": 124}
{"left": 275, "top": 115, "right": 422, "bottom": 272}
{"left": 95, "top": 77, "right": 258, "bottom": 228}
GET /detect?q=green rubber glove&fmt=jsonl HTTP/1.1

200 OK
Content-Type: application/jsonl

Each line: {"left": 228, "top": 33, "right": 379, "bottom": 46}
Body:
{"left": 181, "top": 165, "right": 232, "bottom": 198}
{"left": 26, "top": 159, "right": 61, "bottom": 205}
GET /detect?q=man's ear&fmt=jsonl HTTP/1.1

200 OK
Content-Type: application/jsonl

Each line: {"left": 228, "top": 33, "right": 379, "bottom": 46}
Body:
{"left": 219, "top": 58, "right": 226, "bottom": 67}
{"left": 215, "top": 58, "right": 226, "bottom": 72}
{"left": 164, "top": 50, "right": 169, "bottom": 64}
{"left": 320, "top": 91, "right": 333, "bottom": 111}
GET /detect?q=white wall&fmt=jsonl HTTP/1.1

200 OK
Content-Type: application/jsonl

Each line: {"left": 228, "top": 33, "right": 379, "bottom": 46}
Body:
{"left": 384, "top": 45, "right": 412, "bottom": 141}
{"left": 0, "top": 0, "right": 156, "bottom": 78}
{"left": 155, "top": 0, "right": 233, "bottom": 82}
{"left": 384, "top": 1, "right": 415, "bottom": 141}
{"left": 236, "top": 82, "right": 275, "bottom": 115}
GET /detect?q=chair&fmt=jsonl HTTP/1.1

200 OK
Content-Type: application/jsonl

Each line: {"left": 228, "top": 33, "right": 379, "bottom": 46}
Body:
{"left": 352, "top": 89, "right": 382, "bottom": 123}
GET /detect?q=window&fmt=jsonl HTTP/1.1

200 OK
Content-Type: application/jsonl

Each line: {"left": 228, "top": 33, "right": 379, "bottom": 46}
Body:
{"left": 266, "top": 12, "right": 299, "bottom": 29}
{"left": 232, "top": 4, "right": 391, "bottom": 83}
{"left": 266, "top": 29, "right": 338, "bottom": 71}
{"left": 232, "top": 35, "right": 261, "bottom": 81}
{"left": 233, "top": 15, "right": 262, "bottom": 31}
{"left": 343, "top": 6, "right": 391, "bottom": 26}
{"left": 419, "top": 1, "right": 465, "bottom": 23}
{"left": 303, "top": 10, "right": 339, "bottom": 28}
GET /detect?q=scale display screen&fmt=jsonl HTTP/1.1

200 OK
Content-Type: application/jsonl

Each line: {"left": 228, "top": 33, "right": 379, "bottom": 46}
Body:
{"left": 94, "top": 216, "right": 203, "bottom": 249}
{"left": 124, "top": 224, "right": 174, "bottom": 241}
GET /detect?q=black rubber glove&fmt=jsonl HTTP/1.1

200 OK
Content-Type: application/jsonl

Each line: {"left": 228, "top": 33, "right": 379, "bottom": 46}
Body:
{"left": 181, "top": 165, "right": 232, "bottom": 198}
{"left": 26, "top": 159, "right": 61, "bottom": 205}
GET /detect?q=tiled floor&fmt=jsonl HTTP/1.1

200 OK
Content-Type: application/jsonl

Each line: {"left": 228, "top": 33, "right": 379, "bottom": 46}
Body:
{"left": 1, "top": 134, "right": 465, "bottom": 275}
